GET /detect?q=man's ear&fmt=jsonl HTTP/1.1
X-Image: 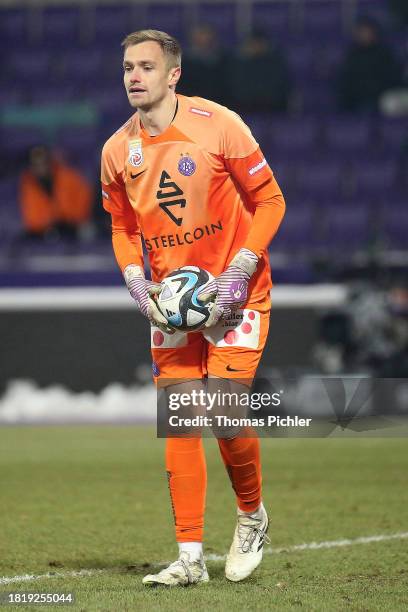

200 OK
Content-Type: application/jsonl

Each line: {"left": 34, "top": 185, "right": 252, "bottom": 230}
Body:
{"left": 168, "top": 66, "right": 181, "bottom": 89}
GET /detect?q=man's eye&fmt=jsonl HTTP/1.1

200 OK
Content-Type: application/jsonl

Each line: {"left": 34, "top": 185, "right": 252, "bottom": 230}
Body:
{"left": 124, "top": 66, "right": 132, "bottom": 72}
{"left": 144, "top": 66, "right": 153, "bottom": 71}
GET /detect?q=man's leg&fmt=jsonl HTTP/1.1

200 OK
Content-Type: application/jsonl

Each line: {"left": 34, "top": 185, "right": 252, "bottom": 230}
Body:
{"left": 206, "top": 308, "right": 270, "bottom": 581}
{"left": 144, "top": 332, "right": 209, "bottom": 586}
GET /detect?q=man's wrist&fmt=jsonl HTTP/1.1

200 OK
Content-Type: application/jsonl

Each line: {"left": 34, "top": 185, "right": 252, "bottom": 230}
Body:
{"left": 123, "top": 264, "right": 144, "bottom": 287}
{"left": 229, "top": 248, "right": 258, "bottom": 277}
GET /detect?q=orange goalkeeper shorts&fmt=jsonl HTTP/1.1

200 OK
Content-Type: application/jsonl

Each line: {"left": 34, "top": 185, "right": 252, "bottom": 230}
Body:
{"left": 150, "top": 307, "right": 270, "bottom": 383}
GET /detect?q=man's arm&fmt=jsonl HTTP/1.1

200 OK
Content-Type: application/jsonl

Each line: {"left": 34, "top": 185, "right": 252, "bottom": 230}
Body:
{"left": 225, "top": 148, "right": 286, "bottom": 257}
{"left": 102, "top": 181, "right": 144, "bottom": 272}
{"left": 101, "top": 148, "right": 172, "bottom": 332}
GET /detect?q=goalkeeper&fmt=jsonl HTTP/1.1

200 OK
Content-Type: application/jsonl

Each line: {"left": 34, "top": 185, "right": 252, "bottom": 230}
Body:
{"left": 101, "top": 29, "right": 285, "bottom": 586}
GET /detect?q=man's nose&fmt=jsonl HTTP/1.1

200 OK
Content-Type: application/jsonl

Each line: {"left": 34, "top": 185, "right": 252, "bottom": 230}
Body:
{"left": 130, "top": 70, "right": 142, "bottom": 82}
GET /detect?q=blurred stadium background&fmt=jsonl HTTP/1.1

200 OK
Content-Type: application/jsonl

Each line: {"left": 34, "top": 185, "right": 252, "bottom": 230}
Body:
{"left": 0, "top": 0, "right": 407, "bottom": 421}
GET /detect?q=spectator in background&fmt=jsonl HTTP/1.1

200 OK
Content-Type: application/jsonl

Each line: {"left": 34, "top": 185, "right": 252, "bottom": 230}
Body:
{"left": 337, "top": 17, "right": 403, "bottom": 112}
{"left": 227, "top": 30, "right": 291, "bottom": 113}
{"left": 178, "top": 24, "right": 228, "bottom": 104}
{"left": 19, "top": 145, "right": 92, "bottom": 240}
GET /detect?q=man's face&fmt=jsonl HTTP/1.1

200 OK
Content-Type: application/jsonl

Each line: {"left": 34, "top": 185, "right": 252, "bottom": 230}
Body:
{"left": 123, "top": 41, "right": 180, "bottom": 110}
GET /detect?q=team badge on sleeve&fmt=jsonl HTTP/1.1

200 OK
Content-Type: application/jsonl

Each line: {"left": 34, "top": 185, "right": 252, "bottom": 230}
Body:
{"left": 203, "top": 309, "right": 261, "bottom": 348}
{"left": 128, "top": 139, "right": 143, "bottom": 167}
{"left": 178, "top": 155, "right": 196, "bottom": 177}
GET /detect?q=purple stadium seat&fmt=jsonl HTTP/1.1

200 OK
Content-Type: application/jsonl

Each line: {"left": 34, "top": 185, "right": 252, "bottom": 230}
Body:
{"left": 301, "top": 0, "right": 343, "bottom": 35}
{"left": 195, "top": 3, "right": 237, "bottom": 43}
{"left": 325, "top": 116, "right": 372, "bottom": 152}
{"left": 0, "top": 127, "right": 46, "bottom": 153}
{"left": 271, "top": 208, "right": 314, "bottom": 249}
{"left": 269, "top": 117, "right": 318, "bottom": 153}
{"left": 144, "top": 4, "right": 186, "bottom": 43}
{"left": 241, "top": 113, "right": 271, "bottom": 143}
{"left": 61, "top": 49, "right": 103, "bottom": 81}
{"left": 56, "top": 128, "right": 98, "bottom": 156}
{"left": 354, "top": 160, "right": 397, "bottom": 194}
{"left": 324, "top": 206, "right": 371, "bottom": 249}
{"left": 380, "top": 118, "right": 408, "bottom": 153}
{"left": 94, "top": 5, "right": 133, "bottom": 39}
{"left": 382, "top": 205, "right": 408, "bottom": 248}
{"left": 0, "top": 88, "right": 23, "bottom": 107}
{"left": 301, "top": 83, "right": 334, "bottom": 113}
{"left": 297, "top": 160, "right": 343, "bottom": 195}
{"left": 0, "top": 179, "right": 18, "bottom": 208}
{"left": 42, "top": 6, "right": 81, "bottom": 45}
{"left": 251, "top": 1, "right": 292, "bottom": 42}
{"left": 0, "top": 8, "right": 27, "bottom": 46}
{"left": 30, "top": 84, "right": 77, "bottom": 105}
{"left": 10, "top": 51, "right": 50, "bottom": 80}
{"left": 287, "top": 41, "right": 316, "bottom": 76}
{"left": 0, "top": 179, "right": 21, "bottom": 237}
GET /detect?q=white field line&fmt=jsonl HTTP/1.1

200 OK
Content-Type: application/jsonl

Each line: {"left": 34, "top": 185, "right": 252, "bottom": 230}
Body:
{"left": 1, "top": 531, "right": 407, "bottom": 585}
{"left": 205, "top": 531, "right": 408, "bottom": 561}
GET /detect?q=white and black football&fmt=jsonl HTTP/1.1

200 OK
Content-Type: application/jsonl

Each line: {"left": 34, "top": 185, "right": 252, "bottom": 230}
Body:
{"left": 157, "top": 266, "right": 214, "bottom": 331}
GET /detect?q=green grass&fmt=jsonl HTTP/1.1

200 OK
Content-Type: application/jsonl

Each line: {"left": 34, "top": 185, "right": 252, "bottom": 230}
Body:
{"left": 0, "top": 427, "right": 407, "bottom": 611}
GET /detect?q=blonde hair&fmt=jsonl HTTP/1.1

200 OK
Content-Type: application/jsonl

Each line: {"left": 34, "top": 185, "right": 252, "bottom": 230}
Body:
{"left": 122, "top": 29, "right": 182, "bottom": 69}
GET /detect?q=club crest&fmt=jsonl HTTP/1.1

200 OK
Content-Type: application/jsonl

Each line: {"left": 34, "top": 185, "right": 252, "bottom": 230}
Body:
{"left": 178, "top": 155, "right": 196, "bottom": 176}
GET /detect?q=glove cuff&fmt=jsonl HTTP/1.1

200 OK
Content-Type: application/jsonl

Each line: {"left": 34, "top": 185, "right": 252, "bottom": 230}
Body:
{"left": 229, "top": 248, "right": 258, "bottom": 277}
{"left": 123, "top": 264, "right": 144, "bottom": 288}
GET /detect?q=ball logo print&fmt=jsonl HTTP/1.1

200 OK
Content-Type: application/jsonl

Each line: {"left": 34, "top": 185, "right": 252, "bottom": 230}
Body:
{"left": 157, "top": 266, "right": 214, "bottom": 331}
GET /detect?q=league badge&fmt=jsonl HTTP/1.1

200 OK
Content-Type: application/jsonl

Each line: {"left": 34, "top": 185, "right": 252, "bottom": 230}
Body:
{"left": 128, "top": 139, "right": 143, "bottom": 168}
{"left": 178, "top": 155, "right": 196, "bottom": 176}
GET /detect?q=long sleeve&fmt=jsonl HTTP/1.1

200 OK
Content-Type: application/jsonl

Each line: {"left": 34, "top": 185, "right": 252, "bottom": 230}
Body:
{"left": 101, "top": 144, "right": 143, "bottom": 271}
{"left": 225, "top": 145, "right": 286, "bottom": 258}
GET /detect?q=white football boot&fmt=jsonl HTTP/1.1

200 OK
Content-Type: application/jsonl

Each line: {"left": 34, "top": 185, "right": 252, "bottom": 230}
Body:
{"left": 225, "top": 503, "right": 270, "bottom": 582}
{"left": 142, "top": 552, "right": 209, "bottom": 587}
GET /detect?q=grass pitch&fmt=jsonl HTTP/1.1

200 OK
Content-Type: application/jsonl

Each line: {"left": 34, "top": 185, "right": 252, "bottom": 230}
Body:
{"left": 0, "top": 426, "right": 407, "bottom": 611}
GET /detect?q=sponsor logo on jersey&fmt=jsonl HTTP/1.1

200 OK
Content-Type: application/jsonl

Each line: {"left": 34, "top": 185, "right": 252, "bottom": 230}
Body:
{"left": 144, "top": 220, "right": 223, "bottom": 251}
{"left": 189, "top": 107, "right": 212, "bottom": 118}
{"left": 203, "top": 309, "right": 261, "bottom": 349}
{"left": 128, "top": 139, "right": 143, "bottom": 167}
{"left": 248, "top": 158, "right": 267, "bottom": 176}
{"left": 130, "top": 169, "right": 146, "bottom": 180}
{"left": 101, "top": 189, "right": 109, "bottom": 200}
{"left": 178, "top": 155, "right": 196, "bottom": 177}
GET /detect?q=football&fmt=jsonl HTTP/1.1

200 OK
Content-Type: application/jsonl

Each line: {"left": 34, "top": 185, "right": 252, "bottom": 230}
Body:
{"left": 157, "top": 266, "right": 214, "bottom": 331}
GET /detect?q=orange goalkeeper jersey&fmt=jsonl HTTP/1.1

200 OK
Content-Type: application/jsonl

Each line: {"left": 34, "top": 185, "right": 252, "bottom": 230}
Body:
{"left": 101, "top": 94, "right": 285, "bottom": 308}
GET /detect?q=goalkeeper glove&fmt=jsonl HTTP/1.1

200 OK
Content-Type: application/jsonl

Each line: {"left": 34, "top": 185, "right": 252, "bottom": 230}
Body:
{"left": 124, "top": 265, "right": 175, "bottom": 334}
{"left": 198, "top": 248, "right": 258, "bottom": 327}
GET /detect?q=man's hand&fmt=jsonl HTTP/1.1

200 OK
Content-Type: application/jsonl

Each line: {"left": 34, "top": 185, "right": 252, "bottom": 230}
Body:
{"left": 198, "top": 248, "right": 258, "bottom": 327}
{"left": 124, "top": 265, "right": 175, "bottom": 334}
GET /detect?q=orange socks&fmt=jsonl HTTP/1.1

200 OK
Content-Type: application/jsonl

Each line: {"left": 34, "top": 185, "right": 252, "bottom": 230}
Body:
{"left": 165, "top": 437, "right": 207, "bottom": 542}
{"left": 165, "top": 431, "right": 262, "bottom": 543}
{"left": 217, "top": 431, "right": 262, "bottom": 513}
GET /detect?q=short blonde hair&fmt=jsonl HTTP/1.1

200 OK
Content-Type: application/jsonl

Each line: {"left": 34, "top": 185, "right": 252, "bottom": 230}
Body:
{"left": 122, "top": 29, "right": 182, "bottom": 69}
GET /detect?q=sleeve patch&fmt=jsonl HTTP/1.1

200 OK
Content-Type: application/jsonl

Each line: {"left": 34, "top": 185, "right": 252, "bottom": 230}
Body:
{"left": 189, "top": 106, "right": 213, "bottom": 118}
{"left": 249, "top": 158, "right": 267, "bottom": 176}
